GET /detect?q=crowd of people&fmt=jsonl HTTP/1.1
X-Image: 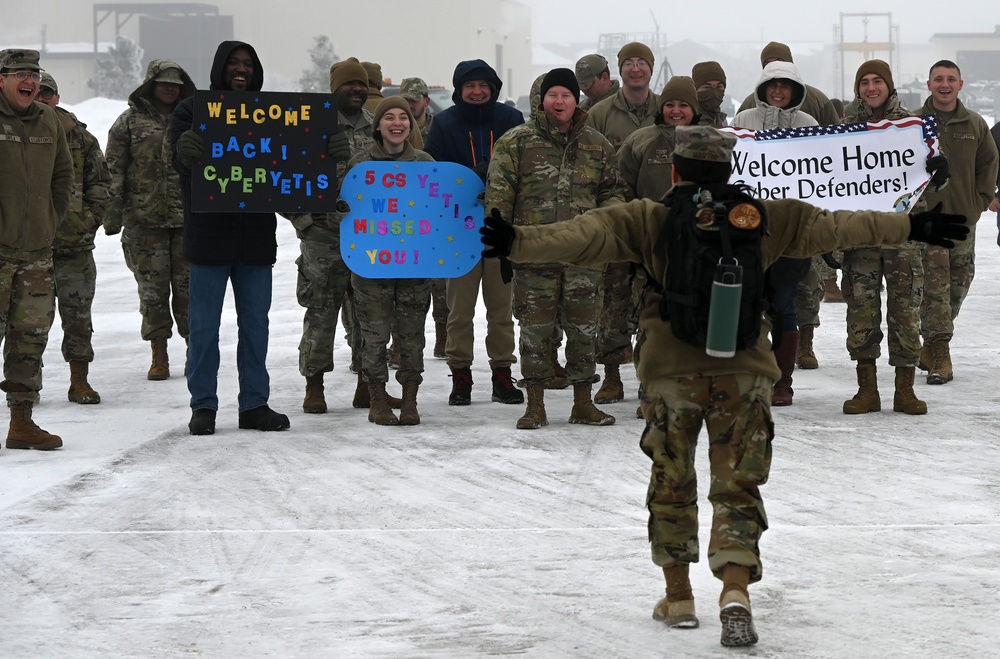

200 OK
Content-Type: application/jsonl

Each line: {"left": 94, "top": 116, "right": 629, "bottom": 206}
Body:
{"left": 1, "top": 38, "right": 996, "bottom": 648}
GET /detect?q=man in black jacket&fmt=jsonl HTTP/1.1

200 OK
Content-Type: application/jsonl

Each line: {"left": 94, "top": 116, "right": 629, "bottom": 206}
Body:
{"left": 423, "top": 59, "right": 524, "bottom": 407}
{"left": 170, "top": 40, "right": 289, "bottom": 436}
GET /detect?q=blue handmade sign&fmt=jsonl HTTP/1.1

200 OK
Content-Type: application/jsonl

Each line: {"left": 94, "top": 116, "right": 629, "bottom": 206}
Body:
{"left": 339, "top": 161, "right": 485, "bottom": 279}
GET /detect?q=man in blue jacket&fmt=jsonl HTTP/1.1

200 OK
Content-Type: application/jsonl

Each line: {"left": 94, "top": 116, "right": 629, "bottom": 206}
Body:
{"left": 424, "top": 59, "right": 525, "bottom": 407}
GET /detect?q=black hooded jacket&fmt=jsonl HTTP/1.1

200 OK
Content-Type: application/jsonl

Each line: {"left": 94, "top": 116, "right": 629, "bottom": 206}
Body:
{"left": 423, "top": 59, "right": 524, "bottom": 181}
{"left": 169, "top": 40, "right": 278, "bottom": 265}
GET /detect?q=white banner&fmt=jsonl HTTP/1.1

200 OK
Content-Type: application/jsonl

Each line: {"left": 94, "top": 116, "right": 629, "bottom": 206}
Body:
{"left": 721, "top": 116, "right": 941, "bottom": 212}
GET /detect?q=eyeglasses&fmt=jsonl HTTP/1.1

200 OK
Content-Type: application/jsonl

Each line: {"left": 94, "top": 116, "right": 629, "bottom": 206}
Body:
{"left": 3, "top": 70, "right": 42, "bottom": 83}
{"left": 39, "top": 88, "right": 56, "bottom": 100}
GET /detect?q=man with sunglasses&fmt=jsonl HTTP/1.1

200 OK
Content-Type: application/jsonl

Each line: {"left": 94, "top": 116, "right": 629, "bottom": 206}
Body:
{"left": 34, "top": 72, "right": 112, "bottom": 407}
{"left": 0, "top": 49, "right": 74, "bottom": 450}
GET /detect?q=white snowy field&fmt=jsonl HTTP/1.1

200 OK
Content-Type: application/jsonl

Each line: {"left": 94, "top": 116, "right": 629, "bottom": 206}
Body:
{"left": 1, "top": 99, "right": 999, "bottom": 657}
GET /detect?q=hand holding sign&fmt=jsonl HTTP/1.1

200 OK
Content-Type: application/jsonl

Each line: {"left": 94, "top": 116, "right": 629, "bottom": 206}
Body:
{"left": 339, "top": 161, "right": 486, "bottom": 279}
{"left": 327, "top": 126, "right": 352, "bottom": 162}
{"left": 177, "top": 130, "right": 204, "bottom": 166}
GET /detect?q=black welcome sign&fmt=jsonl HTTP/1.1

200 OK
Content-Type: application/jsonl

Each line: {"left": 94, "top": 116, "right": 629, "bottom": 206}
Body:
{"left": 190, "top": 90, "right": 340, "bottom": 213}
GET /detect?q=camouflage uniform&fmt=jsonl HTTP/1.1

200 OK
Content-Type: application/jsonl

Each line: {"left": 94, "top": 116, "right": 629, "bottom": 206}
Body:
{"left": 52, "top": 106, "right": 112, "bottom": 363}
{"left": 286, "top": 109, "right": 373, "bottom": 377}
{"left": 586, "top": 88, "right": 659, "bottom": 364}
{"left": 640, "top": 374, "right": 773, "bottom": 577}
{"left": 488, "top": 108, "right": 625, "bottom": 385}
{"left": 505, "top": 125, "right": 922, "bottom": 583}
{"left": 918, "top": 96, "right": 999, "bottom": 344}
{"left": 580, "top": 81, "right": 621, "bottom": 113}
{"left": 105, "top": 59, "right": 195, "bottom": 343}
{"left": 399, "top": 78, "right": 443, "bottom": 326}
{"left": 346, "top": 141, "right": 434, "bottom": 384}
{"left": 839, "top": 93, "right": 925, "bottom": 365}
{"left": 0, "top": 53, "right": 74, "bottom": 406}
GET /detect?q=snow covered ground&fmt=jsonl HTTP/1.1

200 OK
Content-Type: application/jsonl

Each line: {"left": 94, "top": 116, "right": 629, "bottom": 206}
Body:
{"left": 1, "top": 99, "right": 999, "bottom": 657}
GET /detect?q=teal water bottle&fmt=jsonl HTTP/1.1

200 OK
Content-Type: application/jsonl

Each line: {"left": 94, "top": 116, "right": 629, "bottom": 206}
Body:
{"left": 705, "top": 261, "right": 742, "bottom": 358}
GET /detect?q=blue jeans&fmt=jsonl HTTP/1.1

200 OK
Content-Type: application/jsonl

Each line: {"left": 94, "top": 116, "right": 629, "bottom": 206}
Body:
{"left": 187, "top": 263, "right": 272, "bottom": 412}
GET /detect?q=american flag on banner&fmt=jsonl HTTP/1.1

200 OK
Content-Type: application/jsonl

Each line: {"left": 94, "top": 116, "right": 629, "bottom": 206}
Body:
{"left": 722, "top": 115, "right": 940, "bottom": 212}
{"left": 725, "top": 114, "right": 938, "bottom": 151}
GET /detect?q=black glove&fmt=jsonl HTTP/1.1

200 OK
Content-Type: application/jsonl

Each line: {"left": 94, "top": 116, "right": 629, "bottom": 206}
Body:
{"left": 480, "top": 207, "right": 515, "bottom": 259}
{"left": 499, "top": 256, "right": 513, "bottom": 284}
{"left": 327, "top": 126, "right": 352, "bottom": 162}
{"left": 908, "top": 202, "right": 968, "bottom": 248}
{"left": 176, "top": 130, "right": 204, "bottom": 163}
{"left": 474, "top": 157, "right": 490, "bottom": 181}
{"left": 925, "top": 154, "right": 950, "bottom": 188}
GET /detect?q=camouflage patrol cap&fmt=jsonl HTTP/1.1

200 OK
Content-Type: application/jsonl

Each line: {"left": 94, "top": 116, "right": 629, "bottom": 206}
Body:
{"left": 39, "top": 72, "right": 58, "bottom": 93}
{"left": 400, "top": 77, "right": 428, "bottom": 101}
{"left": 1, "top": 49, "right": 42, "bottom": 71}
{"left": 673, "top": 125, "right": 736, "bottom": 163}
{"left": 154, "top": 67, "right": 184, "bottom": 85}
{"left": 575, "top": 54, "right": 608, "bottom": 91}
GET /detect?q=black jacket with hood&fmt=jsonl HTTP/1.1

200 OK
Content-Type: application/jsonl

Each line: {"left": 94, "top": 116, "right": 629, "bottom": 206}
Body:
{"left": 423, "top": 59, "right": 524, "bottom": 181}
{"left": 170, "top": 40, "right": 277, "bottom": 265}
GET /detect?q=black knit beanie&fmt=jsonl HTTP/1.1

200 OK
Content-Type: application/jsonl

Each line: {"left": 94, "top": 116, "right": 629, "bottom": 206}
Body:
{"left": 540, "top": 67, "right": 581, "bottom": 100}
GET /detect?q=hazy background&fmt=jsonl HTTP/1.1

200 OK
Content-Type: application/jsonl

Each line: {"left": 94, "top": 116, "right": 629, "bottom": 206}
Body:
{"left": 524, "top": 0, "right": 991, "bottom": 46}
{"left": 4, "top": 0, "right": 999, "bottom": 114}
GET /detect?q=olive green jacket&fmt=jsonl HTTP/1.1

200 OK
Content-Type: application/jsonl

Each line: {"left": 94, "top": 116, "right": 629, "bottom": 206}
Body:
{"left": 0, "top": 95, "right": 73, "bottom": 250}
{"left": 509, "top": 190, "right": 912, "bottom": 383}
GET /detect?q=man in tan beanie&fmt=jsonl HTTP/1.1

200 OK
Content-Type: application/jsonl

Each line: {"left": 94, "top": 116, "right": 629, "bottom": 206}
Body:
{"left": 585, "top": 41, "right": 660, "bottom": 406}
{"left": 479, "top": 124, "right": 970, "bottom": 648}
{"left": 737, "top": 41, "right": 839, "bottom": 125}
{"left": 361, "top": 61, "right": 384, "bottom": 113}
{"left": 692, "top": 61, "right": 728, "bottom": 128}
{"left": 575, "top": 53, "right": 618, "bottom": 112}
{"left": 284, "top": 57, "right": 386, "bottom": 414}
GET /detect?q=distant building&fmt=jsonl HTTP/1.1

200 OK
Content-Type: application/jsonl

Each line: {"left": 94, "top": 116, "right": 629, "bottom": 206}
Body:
{"left": 2, "top": 1, "right": 532, "bottom": 104}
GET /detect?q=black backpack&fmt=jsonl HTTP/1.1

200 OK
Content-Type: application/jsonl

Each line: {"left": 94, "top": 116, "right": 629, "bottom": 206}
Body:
{"left": 653, "top": 183, "right": 769, "bottom": 352}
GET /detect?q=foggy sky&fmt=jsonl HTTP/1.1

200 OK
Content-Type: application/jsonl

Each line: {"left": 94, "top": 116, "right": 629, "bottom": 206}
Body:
{"left": 523, "top": 0, "right": 995, "bottom": 47}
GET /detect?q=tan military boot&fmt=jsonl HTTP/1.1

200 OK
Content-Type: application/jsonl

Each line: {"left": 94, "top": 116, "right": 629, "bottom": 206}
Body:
{"left": 147, "top": 337, "right": 169, "bottom": 380}
{"left": 719, "top": 563, "right": 757, "bottom": 647}
{"left": 6, "top": 404, "right": 63, "bottom": 450}
{"left": 927, "top": 342, "right": 953, "bottom": 384}
{"left": 652, "top": 564, "right": 699, "bottom": 628}
{"left": 822, "top": 277, "right": 845, "bottom": 303}
{"left": 569, "top": 383, "right": 616, "bottom": 426}
{"left": 918, "top": 342, "right": 932, "bottom": 371}
{"left": 432, "top": 322, "right": 447, "bottom": 358}
{"left": 68, "top": 360, "right": 101, "bottom": 404}
{"left": 796, "top": 326, "right": 818, "bottom": 369}
{"left": 893, "top": 366, "right": 927, "bottom": 414}
{"left": 303, "top": 373, "right": 327, "bottom": 414}
{"left": 545, "top": 351, "right": 570, "bottom": 390}
{"left": 594, "top": 364, "right": 624, "bottom": 403}
{"left": 398, "top": 382, "right": 420, "bottom": 425}
{"left": 367, "top": 381, "right": 399, "bottom": 426}
{"left": 516, "top": 384, "right": 548, "bottom": 429}
{"left": 354, "top": 372, "right": 402, "bottom": 409}
{"left": 843, "top": 359, "right": 880, "bottom": 414}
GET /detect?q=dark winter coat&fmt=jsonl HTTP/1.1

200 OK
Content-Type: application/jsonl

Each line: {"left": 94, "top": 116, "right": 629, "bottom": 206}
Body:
{"left": 170, "top": 41, "right": 278, "bottom": 266}
{"left": 423, "top": 59, "right": 524, "bottom": 181}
